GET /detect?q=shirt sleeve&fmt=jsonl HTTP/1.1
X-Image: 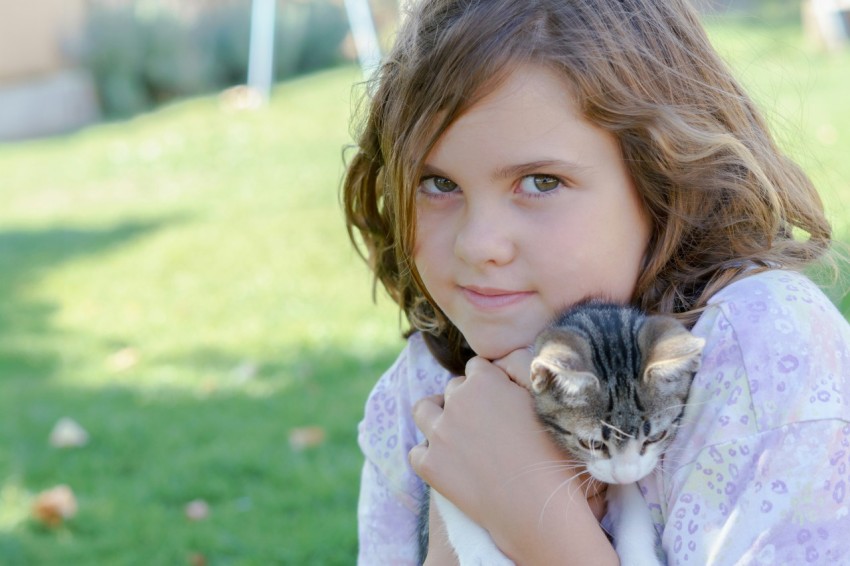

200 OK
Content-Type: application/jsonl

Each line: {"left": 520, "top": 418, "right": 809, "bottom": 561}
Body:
{"left": 357, "top": 458, "right": 421, "bottom": 565}
{"left": 356, "top": 334, "right": 453, "bottom": 565}
{"left": 655, "top": 271, "right": 850, "bottom": 565}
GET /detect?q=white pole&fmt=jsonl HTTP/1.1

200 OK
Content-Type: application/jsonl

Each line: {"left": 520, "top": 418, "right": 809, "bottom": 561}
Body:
{"left": 343, "top": 0, "right": 382, "bottom": 78}
{"left": 811, "top": 0, "right": 849, "bottom": 51}
{"left": 248, "top": 0, "right": 277, "bottom": 102}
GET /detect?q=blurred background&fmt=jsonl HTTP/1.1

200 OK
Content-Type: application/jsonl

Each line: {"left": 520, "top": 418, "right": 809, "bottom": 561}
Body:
{"left": 0, "top": 0, "right": 848, "bottom": 564}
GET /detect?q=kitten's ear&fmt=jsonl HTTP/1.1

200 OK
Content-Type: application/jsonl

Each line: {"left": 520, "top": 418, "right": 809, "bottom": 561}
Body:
{"left": 639, "top": 315, "right": 705, "bottom": 396}
{"left": 531, "top": 330, "right": 599, "bottom": 403}
{"left": 531, "top": 362, "right": 599, "bottom": 403}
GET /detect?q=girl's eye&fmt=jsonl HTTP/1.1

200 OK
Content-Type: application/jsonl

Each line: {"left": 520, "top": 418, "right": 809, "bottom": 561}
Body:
{"left": 644, "top": 430, "right": 668, "bottom": 445}
{"left": 419, "top": 176, "right": 458, "bottom": 195}
{"left": 578, "top": 438, "right": 604, "bottom": 452}
{"left": 517, "top": 174, "right": 563, "bottom": 195}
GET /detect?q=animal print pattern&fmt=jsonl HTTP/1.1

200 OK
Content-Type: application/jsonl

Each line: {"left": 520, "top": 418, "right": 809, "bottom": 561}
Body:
{"left": 642, "top": 270, "right": 850, "bottom": 564}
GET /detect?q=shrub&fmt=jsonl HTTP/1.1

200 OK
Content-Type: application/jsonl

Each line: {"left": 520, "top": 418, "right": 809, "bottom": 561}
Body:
{"left": 81, "top": 1, "right": 350, "bottom": 118}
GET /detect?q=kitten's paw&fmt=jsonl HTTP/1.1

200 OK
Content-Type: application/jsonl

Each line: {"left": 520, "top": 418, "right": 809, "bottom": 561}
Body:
{"left": 455, "top": 547, "right": 515, "bottom": 566}
{"left": 615, "top": 539, "right": 663, "bottom": 566}
{"left": 609, "top": 483, "right": 663, "bottom": 566}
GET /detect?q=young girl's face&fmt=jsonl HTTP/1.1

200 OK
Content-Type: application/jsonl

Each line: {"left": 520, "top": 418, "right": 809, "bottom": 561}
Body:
{"left": 414, "top": 64, "right": 651, "bottom": 360}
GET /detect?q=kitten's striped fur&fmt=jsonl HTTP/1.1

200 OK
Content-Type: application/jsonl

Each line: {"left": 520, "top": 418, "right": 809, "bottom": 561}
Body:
{"left": 530, "top": 301, "right": 703, "bottom": 486}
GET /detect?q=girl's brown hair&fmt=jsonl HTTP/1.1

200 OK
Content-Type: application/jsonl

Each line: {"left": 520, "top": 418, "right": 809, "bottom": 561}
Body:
{"left": 343, "top": 0, "right": 832, "bottom": 374}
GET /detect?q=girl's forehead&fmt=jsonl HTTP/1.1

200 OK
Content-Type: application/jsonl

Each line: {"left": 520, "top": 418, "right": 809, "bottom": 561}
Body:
{"left": 426, "top": 65, "right": 591, "bottom": 162}
{"left": 465, "top": 65, "right": 578, "bottom": 118}
{"left": 453, "top": 63, "right": 578, "bottom": 118}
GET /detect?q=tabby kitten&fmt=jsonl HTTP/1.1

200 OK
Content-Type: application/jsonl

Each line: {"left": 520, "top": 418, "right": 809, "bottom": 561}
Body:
{"left": 422, "top": 301, "right": 704, "bottom": 566}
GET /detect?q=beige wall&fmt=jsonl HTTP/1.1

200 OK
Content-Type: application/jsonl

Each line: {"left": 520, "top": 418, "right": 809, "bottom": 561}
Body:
{"left": 0, "top": 1, "right": 87, "bottom": 83}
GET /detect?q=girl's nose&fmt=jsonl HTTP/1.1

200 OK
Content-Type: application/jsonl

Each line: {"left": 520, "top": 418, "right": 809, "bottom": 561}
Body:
{"left": 453, "top": 202, "right": 516, "bottom": 267}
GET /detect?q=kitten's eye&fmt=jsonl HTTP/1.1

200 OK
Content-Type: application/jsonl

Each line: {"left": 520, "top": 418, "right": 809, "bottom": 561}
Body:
{"left": 578, "top": 438, "right": 604, "bottom": 452}
{"left": 517, "top": 174, "right": 563, "bottom": 195}
{"left": 419, "top": 176, "right": 458, "bottom": 195}
{"left": 644, "top": 430, "right": 668, "bottom": 445}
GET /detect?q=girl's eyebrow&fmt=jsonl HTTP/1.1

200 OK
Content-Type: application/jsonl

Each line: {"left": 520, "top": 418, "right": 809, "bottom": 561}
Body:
{"left": 421, "top": 159, "right": 587, "bottom": 180}
{"left": 493, "top": 159, "right": 587, "bottom": 180}
{"left": 420, "top": 164, "right": 450, "bottom": 178}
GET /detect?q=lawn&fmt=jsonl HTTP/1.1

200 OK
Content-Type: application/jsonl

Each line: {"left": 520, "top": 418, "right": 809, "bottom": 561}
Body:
{"left": 0, "top": 67, "right": 401, "bottom": 564}
{"left": 1, "top": 15, "right": 849, "bottom": 566}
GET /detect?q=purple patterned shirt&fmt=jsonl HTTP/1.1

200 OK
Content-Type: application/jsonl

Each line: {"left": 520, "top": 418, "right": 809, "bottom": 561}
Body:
{"left": 357, "top": 270, "right": 850, "bottom": 564}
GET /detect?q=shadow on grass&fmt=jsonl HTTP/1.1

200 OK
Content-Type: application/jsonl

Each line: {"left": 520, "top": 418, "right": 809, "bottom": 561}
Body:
{"left": 0, "top": 339, "right": 401, "bottom": 565}
{"left": 0, "top": 219, "right": 178, "bottom": 380}
{"left": 0, "top": 217, "right": 408, "bottom": 563}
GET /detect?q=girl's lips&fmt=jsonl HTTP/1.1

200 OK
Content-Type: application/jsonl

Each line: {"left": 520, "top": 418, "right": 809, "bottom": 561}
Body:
{"left": 460, "top": 286, "right": 535, "bottom": 309}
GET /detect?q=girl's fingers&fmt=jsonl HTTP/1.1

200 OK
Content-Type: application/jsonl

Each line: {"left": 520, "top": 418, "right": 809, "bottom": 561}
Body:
{"left": 464, "top": 356, "right": 490, "bottom": 375}
{"left": 493, "top": 348, "right": 534, "bottom": 390}
{"left": 443, "top": 375, "right": 466, "bottom": 400}
{"left": 412, "top": 394, "right": 444, "bottom": 437}
{"left": 410, "top": 375, "right": 473, "bottom": 479}
{"left": 408, "top": 440, "right": 428, "bottom": 472}
{"left": 409, "top": 395, "right": 443, "bottom": 475}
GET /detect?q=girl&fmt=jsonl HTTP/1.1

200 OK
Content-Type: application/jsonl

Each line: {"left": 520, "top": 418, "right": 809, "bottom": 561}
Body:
{"left": 344, "top": 0, "right": 850, "bottom": 564}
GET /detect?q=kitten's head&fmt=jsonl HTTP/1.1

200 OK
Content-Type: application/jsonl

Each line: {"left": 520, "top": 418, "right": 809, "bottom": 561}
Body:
{"left": 530, "top": 311, "right": 704, "bottom": 484}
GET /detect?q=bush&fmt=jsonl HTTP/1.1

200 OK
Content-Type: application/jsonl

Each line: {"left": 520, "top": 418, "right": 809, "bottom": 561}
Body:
{"left": 81, "top": 1, "right": 350, "bottom": 118}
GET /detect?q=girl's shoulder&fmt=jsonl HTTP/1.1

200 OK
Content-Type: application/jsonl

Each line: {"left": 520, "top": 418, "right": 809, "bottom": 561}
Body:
{"left": 698, "top": 269, "right": 850, "bottom": 376}
{"left": 706, "top": 268, "right": 841, "bottom": 319}
{"left": 363, "top": 332, "right": 454, "bottom": 413}
{"left": 650, "top": 270, "right": 850, "bottom": 562}
{"left": 688, "top": 268, "right": 850, "bottom": 433}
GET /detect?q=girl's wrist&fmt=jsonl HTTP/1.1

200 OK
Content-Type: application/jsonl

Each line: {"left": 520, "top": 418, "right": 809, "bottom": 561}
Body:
{"left": 486, "top": 475, "right": 618, "bottom": 566}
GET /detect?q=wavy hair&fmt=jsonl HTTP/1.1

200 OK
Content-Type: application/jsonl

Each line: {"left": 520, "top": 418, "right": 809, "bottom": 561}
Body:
{"left": 343, "top": 0, "right": 831, "bottom": 374}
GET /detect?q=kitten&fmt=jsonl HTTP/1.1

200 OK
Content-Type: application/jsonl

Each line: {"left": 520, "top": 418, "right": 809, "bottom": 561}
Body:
{"left": 420, "top": 301, "right": 704, "bottom": 566}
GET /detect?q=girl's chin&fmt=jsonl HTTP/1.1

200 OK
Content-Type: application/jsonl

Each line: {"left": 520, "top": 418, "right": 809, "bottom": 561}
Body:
{"left": 467, "top": 338, "right": 529, "bottom": 362}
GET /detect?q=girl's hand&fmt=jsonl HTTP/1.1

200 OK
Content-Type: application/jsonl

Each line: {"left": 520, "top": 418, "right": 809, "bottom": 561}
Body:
{"left": 409, "top": 352, "right": 614, "bottom": 565}
{"left": 494, "top": 349, "right": 608, "bottom": 521}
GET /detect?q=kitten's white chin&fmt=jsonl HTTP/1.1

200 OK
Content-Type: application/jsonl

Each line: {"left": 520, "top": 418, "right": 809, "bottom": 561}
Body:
{"left": 589, "top": 450, "right": 658, "bottom": 484}
{"left": 607, "top": 462, "right": 656, "bottom": 483}
{"left": 589, "top": 465, "right": 643, "bottom": 484}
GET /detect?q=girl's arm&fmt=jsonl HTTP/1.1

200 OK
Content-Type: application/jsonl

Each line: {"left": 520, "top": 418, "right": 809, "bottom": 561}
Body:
{"left": 357, "top": 335, "right": 453, "bottom": 566}
{"left": 410, "top": 355, "right": 618, "bottom": 565}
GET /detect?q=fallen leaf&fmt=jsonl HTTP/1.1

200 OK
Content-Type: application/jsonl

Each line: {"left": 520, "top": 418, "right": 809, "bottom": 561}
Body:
{"left": 219, "top": 85, "right": 263, "bottom": 111}
{"left": 232, "top": 361, "right": 258, "bottom": 384}
{"left": 108, "top": 347, "right": 139, "bottom": 372}
{"left": 188, "top": 553, "right": 207, "bottom": 566}
{"left": 200, "top": 379, "right": 218, "bottom": 395}
{"left": 289, "top": 426, "right": 326, "bottom": 451}
{"left": 32, "top": 485, "right": 78, "bottom": 527}
{"left": 184, "top": 499, "right": 210, "bottom": 521}
{"left": 49, "top": 417, "right": 89, "bottom": 448}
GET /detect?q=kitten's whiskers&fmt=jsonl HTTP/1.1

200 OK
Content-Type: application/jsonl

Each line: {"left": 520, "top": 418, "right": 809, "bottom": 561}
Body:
{"left": 508, "top": 460, "right": 585, "bottom": 484}
{"left": 537, "top": 469, "right": 593, "bottom": 529}
{"left": 600, "top": 420, "right": 634, "bottom": 440}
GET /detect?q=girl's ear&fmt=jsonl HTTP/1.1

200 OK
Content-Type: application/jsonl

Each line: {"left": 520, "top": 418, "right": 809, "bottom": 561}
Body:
{"left": 639, "top": 316, "right": 705, "bottom": 396}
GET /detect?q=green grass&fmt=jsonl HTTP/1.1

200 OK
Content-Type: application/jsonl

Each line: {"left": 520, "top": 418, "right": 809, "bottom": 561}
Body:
{"left": 1, "top": 16, "right": 849, "bottom": 565}
{"left": 0, "top": 66, "right": 401, "bottom": 564}
{"left": 704, "top": 15, "right": 850, "bottom": 305}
